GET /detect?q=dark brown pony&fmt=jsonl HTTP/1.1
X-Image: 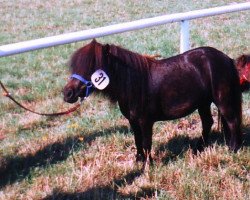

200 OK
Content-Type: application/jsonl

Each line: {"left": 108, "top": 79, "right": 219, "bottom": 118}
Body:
{"left": 63, "top": 40, "right": 242, "bottom": 162}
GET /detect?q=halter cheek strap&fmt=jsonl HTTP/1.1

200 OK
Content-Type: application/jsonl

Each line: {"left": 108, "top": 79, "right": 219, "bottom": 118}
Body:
{"left": 71, "top": 74, "right": 94, "bottom": 98}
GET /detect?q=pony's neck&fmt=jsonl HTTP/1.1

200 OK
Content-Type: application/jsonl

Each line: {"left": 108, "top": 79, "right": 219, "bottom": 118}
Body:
{"left": 104, "top": 44, "right": 150, "bottom": 116}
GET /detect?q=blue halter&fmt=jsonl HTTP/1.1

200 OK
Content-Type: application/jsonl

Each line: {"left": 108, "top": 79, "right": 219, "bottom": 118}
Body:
{"left": 70, "top": 74, "right": 94, "bottom": 98}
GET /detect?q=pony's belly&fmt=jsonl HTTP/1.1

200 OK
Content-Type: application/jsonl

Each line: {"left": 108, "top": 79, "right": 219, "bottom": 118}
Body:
{"left": 160, "top": 102, "right": 198, "bottom": 120}
{"left": 156, "top": 75, "right": 207, "bottom": 120}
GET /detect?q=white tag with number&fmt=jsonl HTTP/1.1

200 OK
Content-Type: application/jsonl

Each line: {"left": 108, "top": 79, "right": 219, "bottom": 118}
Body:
{"left": 91, "top": 69, "right": 110, "bottom": 90}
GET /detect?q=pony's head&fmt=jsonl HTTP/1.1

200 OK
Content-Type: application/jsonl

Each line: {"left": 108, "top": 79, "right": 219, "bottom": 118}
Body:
{"left": 63, "top": 39, "right": 108, "bottom": 103}
{"left": 236, "top": 54, "right": 250, "bottom": 91}
{"left": 63, "top": 39, "right": 150, "bottom": 117}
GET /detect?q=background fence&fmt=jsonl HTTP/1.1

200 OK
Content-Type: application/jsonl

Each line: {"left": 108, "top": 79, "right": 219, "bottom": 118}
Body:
{"left": 0, "top": 2, "right": 249, "bottom": 57}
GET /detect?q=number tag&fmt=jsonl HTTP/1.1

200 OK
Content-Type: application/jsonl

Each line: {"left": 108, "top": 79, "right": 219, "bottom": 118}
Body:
{"left": 91, "top": 69, "right": 110, "bottom": 90}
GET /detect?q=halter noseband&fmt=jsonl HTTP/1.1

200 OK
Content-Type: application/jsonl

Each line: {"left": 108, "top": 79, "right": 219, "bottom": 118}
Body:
{"left": 71, "top": 74, "right": 94, "bottom": 98}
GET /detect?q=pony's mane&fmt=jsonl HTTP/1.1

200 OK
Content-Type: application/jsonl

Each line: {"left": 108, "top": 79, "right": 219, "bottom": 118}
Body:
{"left": 106, "top": 44, "right": 152, "bottom": 117}
{"left": 109, "top": 44, "right": 152, "bottom": 71}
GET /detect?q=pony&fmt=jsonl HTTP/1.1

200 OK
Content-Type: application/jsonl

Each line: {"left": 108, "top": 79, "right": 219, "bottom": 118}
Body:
{"left": 63, "top": 39, "right": 242, "bottom": 162}
{"left": 236, "top": 54, "right": 250, "bottom": 91}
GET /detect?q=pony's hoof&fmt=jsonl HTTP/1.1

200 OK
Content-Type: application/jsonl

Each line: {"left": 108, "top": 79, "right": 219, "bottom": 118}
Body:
{"left": 229, "top": 139, "right": 242, "bottom": 152}
{"left": 229, "top": 144, "right": 241, "bottom": 153}
{"left": 136, "top": 154, "right": 146, "bottom": 162}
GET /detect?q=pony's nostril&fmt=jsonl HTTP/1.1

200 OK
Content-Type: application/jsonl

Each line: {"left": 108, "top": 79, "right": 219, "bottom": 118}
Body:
{"left": 66, "top": 89, "right": 74, "bottom": 99}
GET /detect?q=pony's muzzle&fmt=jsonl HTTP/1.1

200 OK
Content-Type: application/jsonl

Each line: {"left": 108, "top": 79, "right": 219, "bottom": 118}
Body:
{"left": 64, "top": 89, "right": 74, "bottom": 99}
{"left": 63, "top": 87, "right": 78, "bottom": 103}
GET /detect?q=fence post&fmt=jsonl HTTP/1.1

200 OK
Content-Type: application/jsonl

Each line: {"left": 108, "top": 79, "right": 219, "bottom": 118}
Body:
{"left": 180, "top": 20, "right": 190, "bottom": 53}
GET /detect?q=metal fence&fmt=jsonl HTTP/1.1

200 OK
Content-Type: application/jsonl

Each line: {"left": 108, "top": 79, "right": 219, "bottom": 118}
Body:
{"left": 0, "top": 2, "right": 249, "bottom": 57}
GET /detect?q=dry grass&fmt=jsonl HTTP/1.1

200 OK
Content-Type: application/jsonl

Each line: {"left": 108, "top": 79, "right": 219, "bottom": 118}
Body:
{"left": 0, "top": 0, "right": 250, "bottom": 199}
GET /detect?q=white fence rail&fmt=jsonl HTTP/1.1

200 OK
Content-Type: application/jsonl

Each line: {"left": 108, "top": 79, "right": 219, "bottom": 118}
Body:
{"left": 0, "top": 2, "right": 250, "bottom": 57}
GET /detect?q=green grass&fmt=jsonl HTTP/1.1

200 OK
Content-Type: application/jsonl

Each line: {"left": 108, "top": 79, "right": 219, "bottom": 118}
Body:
{"left": 0, "top": 0, "right": 250, "bottom": 199}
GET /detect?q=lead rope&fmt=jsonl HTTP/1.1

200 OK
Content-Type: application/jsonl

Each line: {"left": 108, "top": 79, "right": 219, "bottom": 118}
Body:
{"left": 0, "top": 80, "right": 81, "bottom": 116}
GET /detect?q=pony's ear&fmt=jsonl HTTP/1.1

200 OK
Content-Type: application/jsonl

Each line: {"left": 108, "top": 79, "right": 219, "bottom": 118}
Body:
{"left": 82, "top": 39, "right": 97, "bottom": 47}
{"left": 84, "top": 39, "right": 97, "bottom": 47}
{"left": 236, "top": 55, "right": 247, "bottom": 68}
{"left": 91, "top": 38, "right": 97, "bottom": 43}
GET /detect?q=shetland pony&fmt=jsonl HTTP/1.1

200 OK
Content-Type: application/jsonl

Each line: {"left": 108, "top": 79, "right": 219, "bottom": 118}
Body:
{"left": 63, "top": 40, "right": 242, "bottom": 162}
{"left": 236, "top": 54, "right": 250, "bottom": 91}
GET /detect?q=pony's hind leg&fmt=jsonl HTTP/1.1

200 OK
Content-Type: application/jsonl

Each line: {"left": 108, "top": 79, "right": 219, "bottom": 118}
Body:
{"left": 198, "top": 105, "right": 213, "bottom": 145}
{"left": 213, "top": 74, "right": 242, "bottom": 151}
{"left": 220, "top": 112, "right": 242, "bottom": 151}
{"left": 216, "top": 102, "right": 242, "bottom": 151}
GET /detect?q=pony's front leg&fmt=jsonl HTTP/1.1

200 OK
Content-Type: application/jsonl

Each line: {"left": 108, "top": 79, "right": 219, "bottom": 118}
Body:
{"left": 140, "top": 120, "right": 154, "bottom": 164}
{"left": 129, "top": 120, "right": 145, "bottom": 162}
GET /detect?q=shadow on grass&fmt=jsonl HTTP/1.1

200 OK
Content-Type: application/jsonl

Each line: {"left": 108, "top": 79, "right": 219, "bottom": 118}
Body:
{"left": 0, "top": 125, "right": 129, "bottom": 189}
{"left": 1, "top": 123, "right": 249, "bottom": 198}
{"left": 43, "top": 169, "right": 157, "bottom": 200}
{"left": 156, "top": 128, "right": 250, "bottom": 164}
{"left": 42, "top": 126, "right": 250, "bottom": 200}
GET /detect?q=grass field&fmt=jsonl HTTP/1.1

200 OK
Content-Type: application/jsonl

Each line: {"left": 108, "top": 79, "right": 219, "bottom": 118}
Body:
{"left": 0, "top": 0, "right": 250, "bottom": 199}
